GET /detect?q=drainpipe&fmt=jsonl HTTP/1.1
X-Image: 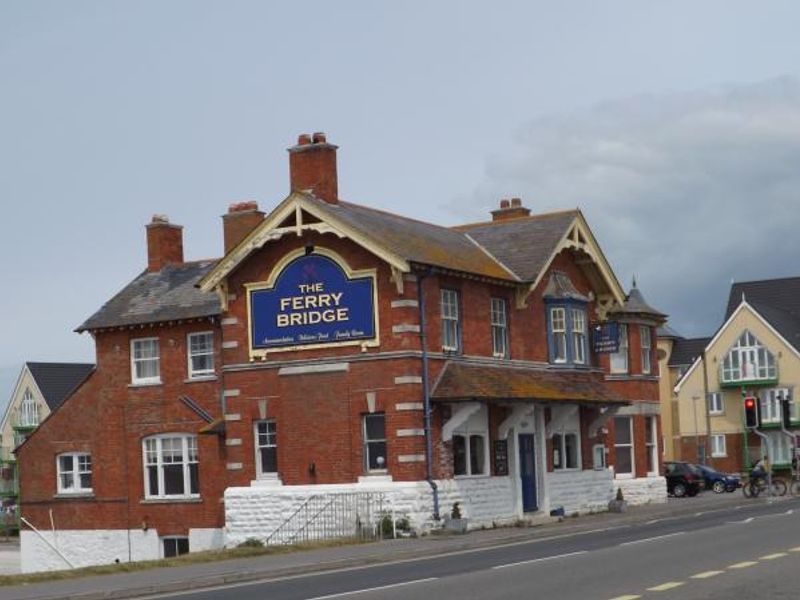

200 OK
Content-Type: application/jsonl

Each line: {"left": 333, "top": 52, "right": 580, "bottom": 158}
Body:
{"left": 417, "top": 271, "right": 440, "bottom": 521}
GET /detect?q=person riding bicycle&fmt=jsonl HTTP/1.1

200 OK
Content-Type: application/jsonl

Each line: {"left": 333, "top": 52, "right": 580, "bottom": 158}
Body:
{"left": 751, "top": 456, "right": 770, "bottom": 480}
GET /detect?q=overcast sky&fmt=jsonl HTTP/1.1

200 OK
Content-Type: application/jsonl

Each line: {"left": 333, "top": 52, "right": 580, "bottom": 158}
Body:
{"left": 2, "top": 1, "right": 800, "bottom": 409}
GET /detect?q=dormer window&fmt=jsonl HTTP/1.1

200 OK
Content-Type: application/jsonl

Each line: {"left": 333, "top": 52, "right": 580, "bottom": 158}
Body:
{"left": 721, "top": 330, "right": 777, "bottom": 385}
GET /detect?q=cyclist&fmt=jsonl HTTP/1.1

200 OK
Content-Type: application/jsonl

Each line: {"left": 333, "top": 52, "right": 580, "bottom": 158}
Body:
{"left": 751, "top": 456, "right": 770, "bottom": 481}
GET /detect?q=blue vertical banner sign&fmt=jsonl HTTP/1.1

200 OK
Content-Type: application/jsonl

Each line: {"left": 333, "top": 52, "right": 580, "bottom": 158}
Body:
{"left": 249, "top": 253, "right": 377, "bottom": 351}
{"left": 592, "top": 321, "right": 620, "bottom": 354}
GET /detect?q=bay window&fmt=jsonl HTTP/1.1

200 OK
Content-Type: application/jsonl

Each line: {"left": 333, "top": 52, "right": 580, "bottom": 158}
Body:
{"left": 547, "top": 303, "right": 588, "bottom": 366}
{"left": 640, "top": 326, "right": 652, "bottom": 374}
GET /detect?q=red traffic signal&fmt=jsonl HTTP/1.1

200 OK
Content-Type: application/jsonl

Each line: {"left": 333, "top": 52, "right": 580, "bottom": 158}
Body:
{"left": 744, "top": 396, "right": 759, "bottom": 428}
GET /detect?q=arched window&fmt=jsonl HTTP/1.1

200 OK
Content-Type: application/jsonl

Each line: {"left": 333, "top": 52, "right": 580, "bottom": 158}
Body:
{"left": 142, "top": 434, "right": 199, "bottom": 499}
{"left": 721, "top": 331, "right": 777, "bottom": 383}
{"left": 19, "top": 389, "right": 39, "bottom": 427}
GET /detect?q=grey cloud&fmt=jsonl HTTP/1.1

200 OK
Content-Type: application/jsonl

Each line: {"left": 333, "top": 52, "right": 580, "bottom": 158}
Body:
{"left": 452, "top": 76, "right": 800, "bottom": 338}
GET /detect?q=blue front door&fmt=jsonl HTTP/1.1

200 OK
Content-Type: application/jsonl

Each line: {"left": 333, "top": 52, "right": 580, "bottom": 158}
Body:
{"left": 519, "top": 433, "right": 538, "bottom": 512}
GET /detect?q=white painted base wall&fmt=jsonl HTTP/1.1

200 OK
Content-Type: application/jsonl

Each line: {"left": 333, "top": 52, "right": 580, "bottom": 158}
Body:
{"left": 20, "top": 527, "right": 225, "bottom": 573}
{"left": 224, "top": 477, "right": 516, "bottom": 546}
{"left": 545, "top": 469, "right": 615, "bottom": 515}
{"left": 614, "top": 476, "right": 668, "bottom": 505}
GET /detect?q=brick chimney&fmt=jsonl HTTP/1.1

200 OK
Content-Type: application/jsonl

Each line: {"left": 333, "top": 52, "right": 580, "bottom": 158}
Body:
{"left": 491, "top": 197, "right": 531, "bottom": 221}
{"left": 146, "top": 215, "right": 184, "bottom": 272}
{"left": 288, "top": 132, "right": 339, "bottom": 204}
{"left": 222, "top": 201, "right": 264, "bottom": 254}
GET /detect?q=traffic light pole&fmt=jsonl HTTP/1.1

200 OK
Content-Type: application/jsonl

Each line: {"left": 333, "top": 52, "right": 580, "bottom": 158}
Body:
{"left": 779, "top": 391, "right": 798, "bottom": 481}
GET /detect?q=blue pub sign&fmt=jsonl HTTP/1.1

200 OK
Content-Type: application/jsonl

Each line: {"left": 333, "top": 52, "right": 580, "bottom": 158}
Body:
{"left": 592, "top": 321, "right": 620, "bottom": 354}
{"left": 249, "top": 253, "right": 377, "bottom": 351}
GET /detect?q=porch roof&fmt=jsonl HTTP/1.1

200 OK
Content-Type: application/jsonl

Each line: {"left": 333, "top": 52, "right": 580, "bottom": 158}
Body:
{"left": 430, "top": 361, "right": 629, "bottom": 405}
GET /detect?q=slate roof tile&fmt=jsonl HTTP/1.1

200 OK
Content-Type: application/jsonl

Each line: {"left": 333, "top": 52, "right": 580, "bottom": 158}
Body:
{"left": 26, "top": 362, "right": 95, "bottom": 411}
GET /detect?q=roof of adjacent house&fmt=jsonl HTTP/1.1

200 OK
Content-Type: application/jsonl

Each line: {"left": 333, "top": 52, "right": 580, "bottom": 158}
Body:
{"left": 26, "top": 362, "right": 95, "bottom": 411}
{"left": 430, "top": 361, "right": 629, "bottom": 404}
{"left": 725, "top": 277, "right": 800, "bottom": 352}
{"left": 77, "top": 260, "right": 220, "bottom": 332}
{"left": 668, "top": 337, "right": 712, "bottom": 368}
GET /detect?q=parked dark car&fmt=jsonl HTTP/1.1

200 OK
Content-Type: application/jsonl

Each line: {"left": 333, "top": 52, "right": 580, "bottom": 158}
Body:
{"left": 664, "top": 461, "right": 705, "bottom": 497}
{"left": 694, "top": 464, "right": 741, "bottom": 493}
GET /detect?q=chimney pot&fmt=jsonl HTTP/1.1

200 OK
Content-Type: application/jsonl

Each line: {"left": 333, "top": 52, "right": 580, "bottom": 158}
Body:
{"left": 297, "top": 133, "right": 312, "bottom": 146}
{"left": 228, "top": 200, "right": 259, "bottom": 214}
{"left": 312, "top": 132, "right": 327, "bottom": 144}
{"left": 491, "top": 197, "right": 531, "bottom": 222}
{"left": 511, "top": 197, "right": 521, "bottom": 207}
{"left": 500, "top": 199, "right": 510, "bottom": 209}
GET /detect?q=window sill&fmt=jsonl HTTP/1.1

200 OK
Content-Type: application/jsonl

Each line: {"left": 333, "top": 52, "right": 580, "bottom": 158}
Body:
{"left": 613, "top": 473, "right": 635, "bottom": 480}
{"left": 552, "top": 468, "right": 581, "bottom": 473}
{"left": 453, "top": 473, "right": 490, "bottom": 479}
{"left": 184, "top": 375, "right": 218, "bottom": 384}
{"left": 140, "top": 497, "right": 202, "bottom": 504}
{"left": 54, "top": 492, "right": 94, "bottom": 499}
{"left": 128, "top": 381, "right": 162, "bottom": 389}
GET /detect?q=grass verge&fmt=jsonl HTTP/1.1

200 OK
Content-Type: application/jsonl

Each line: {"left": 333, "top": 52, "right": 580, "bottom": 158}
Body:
{"left": 0, "top": 537, "right": 370, "bottom": 587}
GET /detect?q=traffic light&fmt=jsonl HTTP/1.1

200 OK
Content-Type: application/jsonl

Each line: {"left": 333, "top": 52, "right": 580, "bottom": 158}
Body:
{"left": 744, "top": 396, "right": 759, "bottom": 429}
{"left": 781, "top": 391, "right": 793, "bottom": 429}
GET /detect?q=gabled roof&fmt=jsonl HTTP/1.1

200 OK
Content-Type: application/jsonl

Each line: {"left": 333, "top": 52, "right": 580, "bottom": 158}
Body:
{"left": 25, "top": 362, "right": 95, "bottom": 411}
{"left": 454, "top": 210, "right": 578, "bottom": 281}
{"left": 78, "top": 260, "right": 220, "bottom": 332}
{"left": 430, "top": 361, "right": 628, "bottom": 404}
{"left": 668, "top": 337, "right": 712, "bottom": 368}
{"left": 725, "top": 277, "right": 800, "bottom": 353}
{"left": 313, "top": 198, "right": 517, "bottom": 281}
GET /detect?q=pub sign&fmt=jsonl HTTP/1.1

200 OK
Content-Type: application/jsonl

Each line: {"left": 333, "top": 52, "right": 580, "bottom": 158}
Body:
{"left": 249, "top": 252, "right": 377, "bottom": 352}
{"left": 592, "top": 321, "right": 620, "bottom": 354}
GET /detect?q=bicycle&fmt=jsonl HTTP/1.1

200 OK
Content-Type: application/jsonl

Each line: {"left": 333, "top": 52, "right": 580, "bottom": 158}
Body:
{"left": 742, "top": 474, "right": 787, "bottom": 497}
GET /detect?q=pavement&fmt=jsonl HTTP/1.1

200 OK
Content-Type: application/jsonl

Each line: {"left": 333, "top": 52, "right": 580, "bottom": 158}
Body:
{"left": 0, "top": 492, "right": 781, "bottom": 600}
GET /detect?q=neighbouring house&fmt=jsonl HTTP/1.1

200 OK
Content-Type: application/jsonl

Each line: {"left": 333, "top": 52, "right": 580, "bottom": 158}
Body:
{"left": 0, "top": 362, "right": 94, "bottom": 508}
{"left": 17, "top": 132, "right": 667, "bottom": 573}
{"left": 662, "top": 277, "right": 800, "bottom": 474}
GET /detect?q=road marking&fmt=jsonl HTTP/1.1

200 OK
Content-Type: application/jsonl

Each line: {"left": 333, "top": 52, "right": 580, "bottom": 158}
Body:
{"left": 727, "top": 517, "right": 755, "bottom": 524}
{"left": 790, "top": 546, "right": 800, "bottom": 552}
{"left": 647, "top": 581, "right": 684, "bottom": 591}
{"left": 760, "top": 552, "right": 788, "bottom": 560}
{"left": 728, "top": 561, "right": 758, "bottom": 569}
{"left": 691, "top": 570, "right": 724, "bottom": 579}
{"left": 608, "top": 595, "right": 641, "bottom": 600}
{"left": 620, "top": 532, "right": 685, "bottom": 546}
{"left": 786, "top": 509, "right": 794, "bottom": 515}
{"left": 303, "top": 578, "right": 439, "bottom": 599}
{"left": 645, "top": 519, "right": 661, "bottom": 524}
{"left": 492, "top": 550, "right": 587, "bottom": 569}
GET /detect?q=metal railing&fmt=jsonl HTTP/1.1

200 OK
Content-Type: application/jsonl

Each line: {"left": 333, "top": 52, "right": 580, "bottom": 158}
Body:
{"left": 264, "top": 492, "right": 389, "bottom": 546}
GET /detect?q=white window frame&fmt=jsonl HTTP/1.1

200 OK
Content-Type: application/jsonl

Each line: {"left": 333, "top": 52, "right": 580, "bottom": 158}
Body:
{"left": 550, "top": 307, "right": 567, "bottom": 363}
{"left": 254, "top": 420, "right": 278, "bottom": 478}
{"left": 187, "top": 331, "right": 214, "bottom": 379}
{"left": 711, "top": 434, "right": 727, "bottom": 457}
{"left": 441, "top": 289, "right": 461, "bottom": 352}
{"left": 452, "top": 406, "right": 489, "bottom": 478}
{"left": 640, "top": 326, "right": 652, "bottom": 374}
{"left": 19, "top": 388, "right": 39, "bottom": 427}
{"left": 707, "top": 392, "right": 724, "bottom": 415}
{"left": 763, "top": 431, "right": 792, "bottom": 464}
{"left": 131, "top": 337, "right": 161, "bottom": 385}
{"left": 610, "top": 324, "right": 629, "bottom": 374}
{"left": 56, "top": 452, "right": 93, "bottom": 494}
{"left": 613, "top": 416, "right": 634, "bottom": 478}
{"left": 761, "top": 388, "right": 788, "bottom": 424}
{"left": 572, "top": 308, "right": 587, "bottom": 365}
{"left": 490, "top": 297, "right": 509, "bottom": 358}
{"left": 721, "top": 330, "right": 777, "bottom": 383}
{"left": 143, "top": 434, "right": 199, "bottom": 499}
{"left": 645, "top": 416, "right": 658, "bottom": 475}
{"left": 363, "top": 413, "right": 387, "bottom": 473}
{"left": 592, "top": 444, "right": 607, "bottom": 470}
{"left": 552, "top": 431, "right": 581, "bottom": 471}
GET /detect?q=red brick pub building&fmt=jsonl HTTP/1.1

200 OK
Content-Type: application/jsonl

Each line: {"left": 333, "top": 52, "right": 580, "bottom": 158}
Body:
{"left": 18, "top": 133, "right": 666, "bottom": 571}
